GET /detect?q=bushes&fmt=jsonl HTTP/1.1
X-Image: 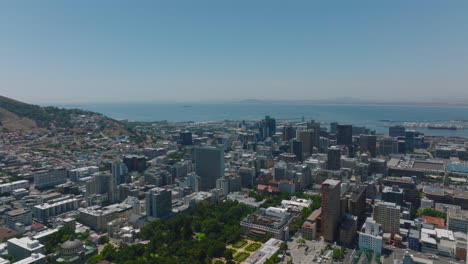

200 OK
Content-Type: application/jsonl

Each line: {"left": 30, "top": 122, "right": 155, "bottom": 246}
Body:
{"left": 418, "top": 208, "right": 447, "bottom": 220}
{"left": 332, "top": 247, "right": 346, "bottom": 260}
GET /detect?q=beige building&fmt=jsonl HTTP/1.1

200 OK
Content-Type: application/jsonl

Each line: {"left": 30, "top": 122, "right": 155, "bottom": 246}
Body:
{"left": 373, "top": 201, "right": 400, "bottom": 234}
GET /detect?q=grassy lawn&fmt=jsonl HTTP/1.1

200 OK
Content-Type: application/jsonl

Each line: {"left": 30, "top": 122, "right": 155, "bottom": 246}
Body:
{"left": 232, "top": 240, "right": 248, "bottom": 249}
{"left": 245, "top": 243, "right": 261, "bottom": 252}
{"left": 234, "top": 252, "right": 250, "bottom": 262}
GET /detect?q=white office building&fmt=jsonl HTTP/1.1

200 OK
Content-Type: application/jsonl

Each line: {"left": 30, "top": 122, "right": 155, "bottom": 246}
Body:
{"left": 0, "top": 180, "right": 29, "bottom": 194}
{"left": 359, "top": 217, "right": 383, "bottom": 254}
{"left": 69, "top": 166, "right": 99, "bottom": 181}
{"left": 7, "top": 237, "right": 44, "bottom": 261}
{"left": 34, "top": 167, "right": 67, "bottom": 189}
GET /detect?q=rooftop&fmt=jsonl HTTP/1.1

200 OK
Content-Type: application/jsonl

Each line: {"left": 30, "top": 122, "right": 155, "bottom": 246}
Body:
{"left": 422, "top": 216, "right": 445, "bottom": 228}
{"left": 7, "top": 237, "right": 43, "bottom": 251}
{"left": 242, "top": 207, "right": 292, "bottom": 230}
{"left": 448, "top": 208, "right": 468, "bottom": 220}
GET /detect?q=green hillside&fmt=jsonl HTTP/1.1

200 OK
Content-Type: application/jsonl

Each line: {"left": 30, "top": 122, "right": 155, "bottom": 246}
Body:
{"left": 0, "top": 96, "right": 91, "bottom": 128}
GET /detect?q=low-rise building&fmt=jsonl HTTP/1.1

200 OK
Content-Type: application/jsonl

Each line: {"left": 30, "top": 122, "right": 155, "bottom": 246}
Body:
{"left": 14, "top": 253, "right": 46, "bottom": 264}
{"left": 0, "top": 180, "right": 29, "bottom": 194}
{"left": 4, "top": 209, "right": 32, "bottom": 230}
{"left": 7, "top": 237, "right": 44, "bottom": 262}
{"left": 420, "top": 228, "right": 455, "bottom": 257}
{"left": 301, "top": 208, "right": 321, "bottom": 240}
{"left": 34, "top": 167, "right": 67, "bottom": 189}
{"left": 244, "top": 238, "right": 282, "bottom": 264}
{"left": 241, "top": 207, "right": 292, "bottom": 241}
{"left": 32, "top": 197, "right": 80, "bottom": 222}
{"left": 78, "top": 203, "right": 133, "bottom": 231}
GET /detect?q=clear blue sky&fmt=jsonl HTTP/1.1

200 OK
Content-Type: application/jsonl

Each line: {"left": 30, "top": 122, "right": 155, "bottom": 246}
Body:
{"left": 1, "top": 0, "right": 467, "bottom": 103}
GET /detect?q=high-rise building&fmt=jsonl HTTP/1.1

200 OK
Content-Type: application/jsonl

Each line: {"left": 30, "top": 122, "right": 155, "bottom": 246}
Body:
{"left": 123, "top": 155, "right": 147, "bottom": 172}
{"left": 405, "top": 131, "right": 415, "bottom": 152}
{"left": 360, "top": 135, "right": 377, "bottom": 157}
{"left": 327, "top": 146, "right": 341, "bottom": 171}
{"left": 447, "top": 209, "right": 468, "bottom": 233}
{"left": 382, "top": 185, "right": 404, "bottom": 205}
{"left": 193, "top": 146, "right": 224, "bottom": 190}
{"left": 282, "top": 125, "right": 295, "bottom": 142}
{"left": 112, "top": 162, "right": 128, "bottom": 186}
{"left": 389, "top": 125, "right": 406, "bottom": 137}
{"left": 378, "top": 137, "right": 399, "bottom": 155}
{"left": 373, "top": 202, "right": 400, "bottom": 234}
{"left": 180, "top": 131, "right": 193, "bottom": 145}
{"left": 85, "top": 174, "right": 110, "bottom": 197}
{"left": 358, "top": 217, "right": 383, "bottom": 254}
{"left": 337, "top": 125, "right": 352, "bottom": 146}
{"left": 321, "top": 179, "right": 341, "bottom": 242}
{"left": 290, "top": 138, "right": 303, "bottom": 161}
{"left": 259, "top": 116, "right": 276, "bottom": 140}
{"left": 145, "top": 187, "right": 172, "bottom": 218}
{"left": 239, "top": 167, "right": 255, "bottom": 188}
{"left": 330, "top": 122, "right": 338, "bottom": 134}
{"left": 307, "top": 120, "right": 321, "bottom": 148}
{"left": 33, "top": 167, "right": 67, "bottom": 189}
{"left": 297, "top": 130, "right": 315, "bottom": 155}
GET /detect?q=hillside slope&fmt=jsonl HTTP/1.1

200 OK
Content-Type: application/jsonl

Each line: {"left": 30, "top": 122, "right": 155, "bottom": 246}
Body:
{"left": 0, "top": 96, "right": 140, "bottom": 140}
{"left": 0, "top": 107, "right": 39, "bottom": 131}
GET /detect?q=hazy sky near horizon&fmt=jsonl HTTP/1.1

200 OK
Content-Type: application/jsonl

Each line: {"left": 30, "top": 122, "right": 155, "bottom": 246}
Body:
{"left": 1, "top": 1, "right": 468, "bottom": 104}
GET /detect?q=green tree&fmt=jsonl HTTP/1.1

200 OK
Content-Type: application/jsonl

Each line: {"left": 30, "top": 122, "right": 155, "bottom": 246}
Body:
{"left": 98, "top": 235, "right": 110, "bottom": 245}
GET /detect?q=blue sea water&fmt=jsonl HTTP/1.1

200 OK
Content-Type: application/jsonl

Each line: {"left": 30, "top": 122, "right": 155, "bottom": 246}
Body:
{"left": 65, "top": 103, "right": 468, "bottom": 137}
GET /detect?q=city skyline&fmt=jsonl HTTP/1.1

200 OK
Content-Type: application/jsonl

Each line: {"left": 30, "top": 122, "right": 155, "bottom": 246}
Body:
{"left": 1, "top": 1, "right": 468, "bottom": 103}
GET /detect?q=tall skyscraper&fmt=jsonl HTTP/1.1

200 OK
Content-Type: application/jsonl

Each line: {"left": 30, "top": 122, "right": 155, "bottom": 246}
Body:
{"left": 327, "top": 146, "right": 341, "bottom": 170}
{"left": 146, "top": 187, "right": 172, "bottom": 218}
{"left": 378, "top": 137, "right": 399, "bottom": 155}
{"left": 360, "top": 135, "right": 377, "bottom": 157}
{"left": 290, "top": 138, "right": 303, "bottom": 161}
{"left": 405, "top": 131, "right": 415, "bottom": 152}
{"left": 373, "top": 201, "right": 400, "bottom": 234}
{"left": 307, "top": 120, "right": 321, "bottom": 148}
{"left": 112, "top": 162, "right": 128, "bottom": 185}
{"left": 322, "top": 179, "right": 341, "bottom": 242}
{"left": 337, "top": 125, "right": 353, "bottom": 146}
{"left": 282, "top": 124, "right": 295, "bottom": 141}
{"left": 330, "top": 122, "right": 338, "bottom": 134}
{"left": 193, "top": 146, "right": 224, "bottom": 190}
{"left": 85, "top": 173, "right": 111, "bottom": 197}
{"left": 180, "top": 131, "right": 193, "bottom": 145}
{"left": 297, "top": 130, "right": 315, "bottom": 155}
{"left": 239, "top": 167, "right": 255, "bottom": 188}
{"left": 389, "top": 125, "right": 406, "bottom": 137}
{"left": 259, "top": 116, "right": 276, "bottom": 140}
